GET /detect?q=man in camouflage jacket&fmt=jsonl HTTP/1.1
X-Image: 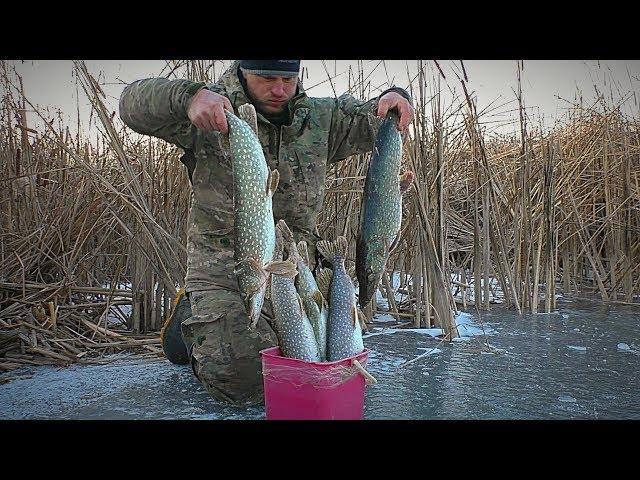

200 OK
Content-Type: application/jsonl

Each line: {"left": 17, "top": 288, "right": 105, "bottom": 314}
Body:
{"left": 119, "top": 60, "right": 413, "bottom": 406}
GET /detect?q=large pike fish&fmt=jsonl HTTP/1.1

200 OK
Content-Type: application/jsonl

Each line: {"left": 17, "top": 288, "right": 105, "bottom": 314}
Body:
{"left": 316, "top": 236, "right": 365, "bottom": 361}
{"left": 225, "top": 104, "right": 280, "bottom": 329}
{"left": 356, "top": 111, "right": 414, "bottom": 308}
{"left": 270, "top": 227, "right": 321, "bottom": 362}
{"left": 277, "top": 219, "right": 329, "bottom": 361}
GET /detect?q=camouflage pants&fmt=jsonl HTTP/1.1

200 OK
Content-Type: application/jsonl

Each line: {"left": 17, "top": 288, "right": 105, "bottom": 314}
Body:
{"left": 180, "top": 226, "right": 279, "bottom": 406}
{"left": 178, "top": 210, "right": 322, "bottom": 406}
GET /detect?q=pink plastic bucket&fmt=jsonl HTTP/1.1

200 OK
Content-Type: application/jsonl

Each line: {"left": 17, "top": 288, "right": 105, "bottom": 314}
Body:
{"left": 260, "top": 346, "right": 371, "bottom": 420}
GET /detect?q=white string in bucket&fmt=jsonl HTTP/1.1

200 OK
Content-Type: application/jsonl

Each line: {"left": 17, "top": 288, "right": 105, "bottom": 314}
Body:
{"left": 262, "top": 359, "right": 378, "bottom": 389}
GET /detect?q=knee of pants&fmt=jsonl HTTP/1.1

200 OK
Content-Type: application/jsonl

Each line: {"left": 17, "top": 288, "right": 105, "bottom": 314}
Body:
{"left": 182, "top": 291, "right": 278, "bottom": 405}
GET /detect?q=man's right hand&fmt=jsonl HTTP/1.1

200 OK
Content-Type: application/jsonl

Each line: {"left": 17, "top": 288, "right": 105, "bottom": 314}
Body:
{"left": 187, "top": 88, "right": 233, "bottom": 134}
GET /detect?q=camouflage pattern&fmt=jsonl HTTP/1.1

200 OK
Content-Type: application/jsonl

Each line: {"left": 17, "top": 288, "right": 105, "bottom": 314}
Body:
{"left": 119, "top": 61, "right": 409, "bottom": 404}
{"left": 180, "top": 269, "right": 277, "bottom": 405}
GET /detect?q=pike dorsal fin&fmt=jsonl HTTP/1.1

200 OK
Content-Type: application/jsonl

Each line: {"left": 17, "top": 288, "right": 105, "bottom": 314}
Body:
{"left": 273, "top": 226, "right": 284, "bottom": 261}
{"left": 276, "top": 219, "right": 296, "bottom": 254}
{"left": 277, "top": 219, "right": 295, "bottom": 243}
{"left": 266, "top": 169, "right": 280, "bottom": 196}
{"left": 264, "top": 260, "right": 298, "bottom": 279}
{"left": 296, "top": 294, "right": 306, "bottom": 316}
{"left": 238, "top": 103, "right": 259, "bottom": 136}
{"left": 315, "top": 268, "right": 333, "bottom": 301}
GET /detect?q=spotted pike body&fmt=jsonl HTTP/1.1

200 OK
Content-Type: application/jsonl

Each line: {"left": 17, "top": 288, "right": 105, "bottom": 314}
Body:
{"left": 277, "top": 220, "right": 329, "bottom": 361}
{"left": 270, "top": 227, "right": 321, "bottom": 362}
{"left": 225, "top": 105, "right": 280, "bottom": 329}
{"left": 317, "top": 237, "right": 364, "bottom": 362}
{"left": 356, "top": 112, "right": 413, "bottom": 308}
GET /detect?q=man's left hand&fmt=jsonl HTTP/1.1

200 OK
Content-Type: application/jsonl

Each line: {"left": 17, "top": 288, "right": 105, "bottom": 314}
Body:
{"left": 377, "top": 92, "right": 414, "bottom": 132}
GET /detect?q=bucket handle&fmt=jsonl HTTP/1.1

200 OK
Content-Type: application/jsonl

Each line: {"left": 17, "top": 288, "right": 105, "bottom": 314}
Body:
{"left": 352, "top": 359, "right": 378, "bottom": 386}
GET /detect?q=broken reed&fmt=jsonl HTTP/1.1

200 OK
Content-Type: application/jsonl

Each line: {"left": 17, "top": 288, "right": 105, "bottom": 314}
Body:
{"left": 1, "top": 61, "right": 191, "bottom": 335}
{"left": 318, "top": 61, "right": 640, "bottom": 330}
{"left": 2, "top": 59, "right": 639, "bottom": 351}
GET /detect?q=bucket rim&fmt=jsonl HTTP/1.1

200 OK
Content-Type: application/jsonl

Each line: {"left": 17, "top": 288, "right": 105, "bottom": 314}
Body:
{"left": 260, "top": 346, "right": 370, "bottom": 366}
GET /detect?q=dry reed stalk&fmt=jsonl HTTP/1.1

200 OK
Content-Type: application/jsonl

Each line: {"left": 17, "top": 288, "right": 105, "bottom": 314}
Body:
{"left": 2, "top": 60, "right": 640, "bottom": 367}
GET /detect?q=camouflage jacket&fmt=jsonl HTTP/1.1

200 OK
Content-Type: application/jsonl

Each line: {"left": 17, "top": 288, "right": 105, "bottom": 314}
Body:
{"left": 119, "top": 61, "right": 410, "bottom": 287}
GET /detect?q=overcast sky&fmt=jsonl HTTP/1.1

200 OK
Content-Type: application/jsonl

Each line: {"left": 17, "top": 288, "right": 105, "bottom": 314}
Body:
{"left": 5, "top": 59, "right": 640, "bottom": 139}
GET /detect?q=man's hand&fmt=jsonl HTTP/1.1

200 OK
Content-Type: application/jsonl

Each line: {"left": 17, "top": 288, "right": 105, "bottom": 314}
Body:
{"left": 187, "top": 88, "right": 234, "bottom": 134}
{"left": 377, "top": 91, "right": 414, "bottom": 133}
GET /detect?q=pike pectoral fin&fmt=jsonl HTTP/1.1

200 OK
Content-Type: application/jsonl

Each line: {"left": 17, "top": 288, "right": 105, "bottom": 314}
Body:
{"left": 243, "top": 258, "right": 270, "bottom": 330}
{"left": 297, "top": 241, "right": 310, "bottom": 267}
{"left": 312, "top": 290, "right": 324, "bottom": 312}
{"left": 296, "top": 294, "right": 306, "bottom": 315}
{"left": 266, "top": 169, "right": 280, "bottom": 196}
{"left": 238, "top": 103, "right": 259, "bottom": 136}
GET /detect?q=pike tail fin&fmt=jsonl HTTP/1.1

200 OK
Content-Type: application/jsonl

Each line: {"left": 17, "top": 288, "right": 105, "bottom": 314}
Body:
{"left": 316, "top": 236, "right": 348, "bottom": 267}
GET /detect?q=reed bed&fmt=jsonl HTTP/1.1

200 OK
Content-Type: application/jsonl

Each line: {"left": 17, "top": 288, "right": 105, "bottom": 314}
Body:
{"left": 1, "top": 60, "right": 639, "bottom": 369}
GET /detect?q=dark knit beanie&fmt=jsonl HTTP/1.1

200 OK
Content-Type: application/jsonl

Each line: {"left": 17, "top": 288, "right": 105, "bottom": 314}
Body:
{"left": 239, "top": 60, "right": 301, "bottom": 77}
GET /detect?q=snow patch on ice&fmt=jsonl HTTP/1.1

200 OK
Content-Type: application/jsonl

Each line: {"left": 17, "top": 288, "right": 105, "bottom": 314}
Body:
{"left": 455, "top": 311, "right": 495, "bottom": 337}
{"left": 558, "top": 395, "right": 577, "bottom": 403}
{"left": 567, "top": 345, "right": 587, "bottom": 352}
{"left": 416, "top": 347, "right": 442, "bottom": 355}
{"left": 617, "top": 343, "right": 639, "bottom": 354}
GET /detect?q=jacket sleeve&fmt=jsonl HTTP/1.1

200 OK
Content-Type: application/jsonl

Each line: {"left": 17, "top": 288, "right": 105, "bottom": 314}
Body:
{"left": 327, "top": 86, "right": 411, "bottom": 164}
{"left": 118, "top": 77, "right": 226, "bottom": 152}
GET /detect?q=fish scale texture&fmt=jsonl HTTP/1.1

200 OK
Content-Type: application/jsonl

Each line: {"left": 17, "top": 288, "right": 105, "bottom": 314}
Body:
{"left": 327, "top": 256, "right": 363, "bottom": 361}
{"left": 226, "top": 112, "right": 275, "bottom": 266}
{"left": 271, "top": 274, "right": 321, "bottom": 362}
{"left": 357, "top": 115, "right": 403, "bottom": 306}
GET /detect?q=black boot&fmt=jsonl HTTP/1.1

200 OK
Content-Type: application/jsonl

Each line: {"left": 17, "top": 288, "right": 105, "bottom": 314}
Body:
{"left": 160, "top": 289, "right": 192, "bottom": 365}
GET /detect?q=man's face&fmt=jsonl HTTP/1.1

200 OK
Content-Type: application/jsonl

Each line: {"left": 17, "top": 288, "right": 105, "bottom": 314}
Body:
{"left": 244, "top": 73, "right": 298, "bottom": 115}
